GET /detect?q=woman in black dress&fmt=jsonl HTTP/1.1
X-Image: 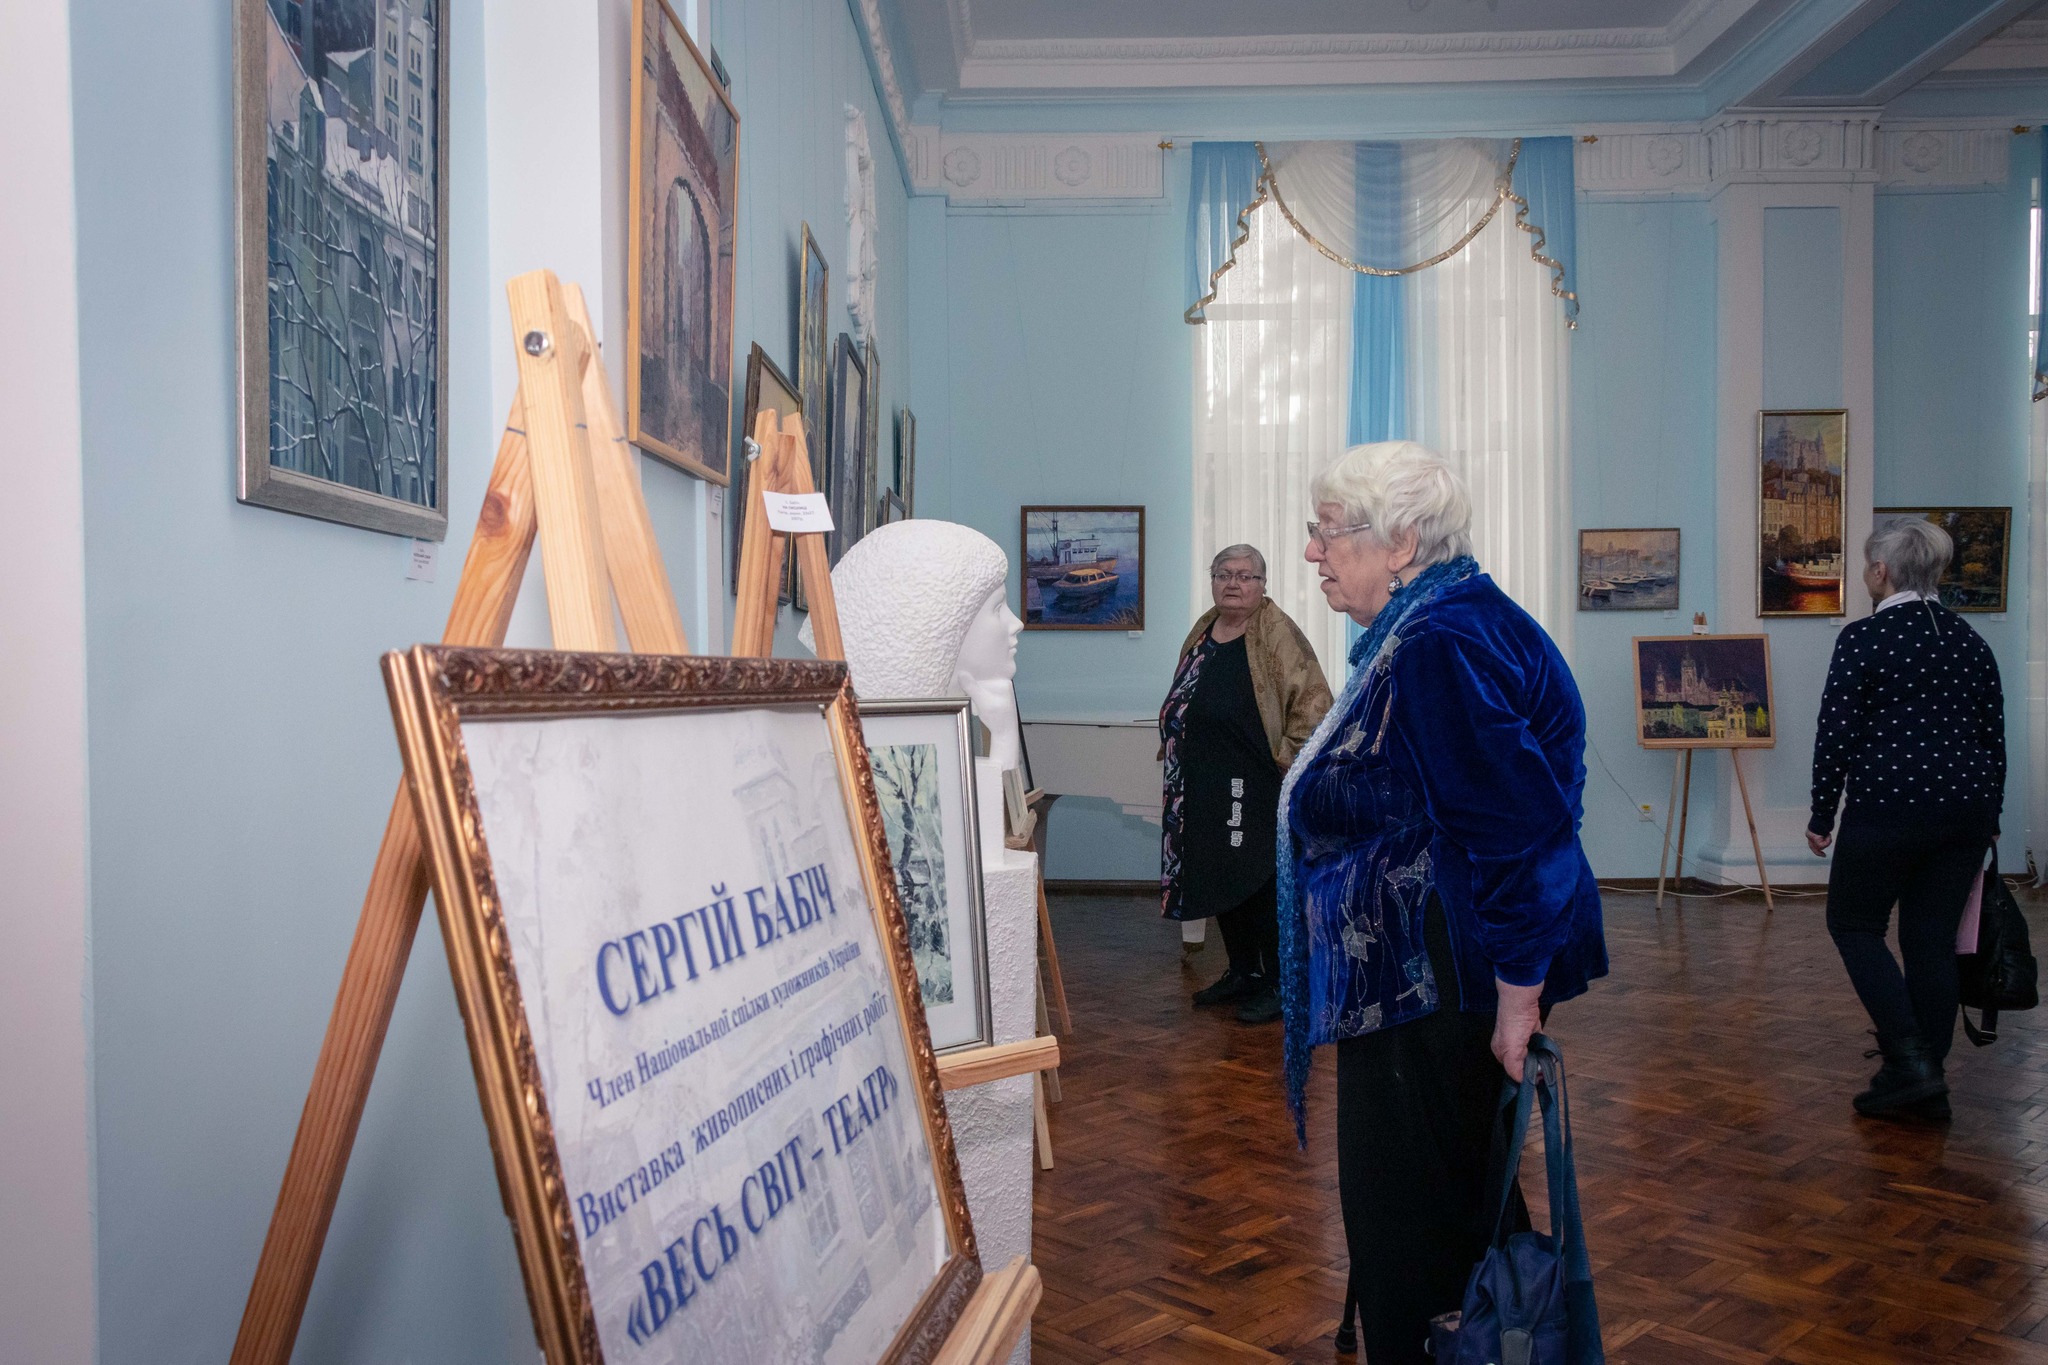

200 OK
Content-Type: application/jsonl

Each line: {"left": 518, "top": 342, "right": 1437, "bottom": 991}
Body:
{"left": 1160, "top": 545, "right": 1332, "bottom": 1023}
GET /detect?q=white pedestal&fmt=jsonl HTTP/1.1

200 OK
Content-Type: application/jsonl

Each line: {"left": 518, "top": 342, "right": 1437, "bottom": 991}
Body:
{"left": 943, "top": 846, "right": 1038, "bottom": 1365}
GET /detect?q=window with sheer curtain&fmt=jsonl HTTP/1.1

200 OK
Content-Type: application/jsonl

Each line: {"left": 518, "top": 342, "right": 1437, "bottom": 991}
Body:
{"left": 1191, "top": 141, "right": 1574, "bottom": 678}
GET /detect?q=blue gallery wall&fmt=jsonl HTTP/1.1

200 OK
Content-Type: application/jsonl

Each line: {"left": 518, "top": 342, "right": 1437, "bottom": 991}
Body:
{"left": 1874, "top": 157, "right": 2036, "bottom": 869}
{"left": 910, "top": 170, "right": 1194, "bottom": 881}
{"left": 68, "top": 0, "right": 910, "bottom": 1360}
{"left": 1568, "top": 200, "right": 1722, "bottom": 879}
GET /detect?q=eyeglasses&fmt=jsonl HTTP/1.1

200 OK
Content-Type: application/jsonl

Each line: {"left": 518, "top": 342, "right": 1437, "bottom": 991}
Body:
{"left": 1306, "top": 519, "right": 1372, "bottom": 550}
{"left": 1210, "top": 571, "right": 1265, "bottom": 585}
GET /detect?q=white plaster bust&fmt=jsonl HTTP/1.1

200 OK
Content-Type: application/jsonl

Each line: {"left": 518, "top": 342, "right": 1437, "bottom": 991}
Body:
{"left": 799, "top": 520, "right": 1023, "bottom": 766}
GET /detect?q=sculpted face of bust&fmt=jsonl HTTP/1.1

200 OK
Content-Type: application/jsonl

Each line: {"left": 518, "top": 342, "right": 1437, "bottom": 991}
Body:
{"left": 802, "top": 521, "right": 1022, "bottom": 765}
{"left": 953, "top": 586, "right": 1024, "bottom": 770}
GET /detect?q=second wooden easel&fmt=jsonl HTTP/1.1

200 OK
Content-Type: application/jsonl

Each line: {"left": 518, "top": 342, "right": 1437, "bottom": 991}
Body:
{"left": 1654, "top": 746, "right": 1775, "bottom": 912}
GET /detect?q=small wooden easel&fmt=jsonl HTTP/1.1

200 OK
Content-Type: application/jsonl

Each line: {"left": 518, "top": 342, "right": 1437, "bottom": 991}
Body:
{"left": 233, "top": 270, "right": 1036, "bottom": 1365}
{"left": 1654, "top": 748, "right": 1775, "bottom": 913}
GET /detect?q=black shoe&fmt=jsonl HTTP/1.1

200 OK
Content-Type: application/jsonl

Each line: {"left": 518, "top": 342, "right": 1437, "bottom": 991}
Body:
{"left": 1193, "top": 969, "right": 1259, "bottom": 1007}
{"left": 1853, "top": 1034, "right": 1948, "bottom": 1116}
{"left": 1235, "top": 988, "right": 1282, "bottom": 1024}
{"left": 1906, "top": 1091, "right": 1953, "bottom": 1122}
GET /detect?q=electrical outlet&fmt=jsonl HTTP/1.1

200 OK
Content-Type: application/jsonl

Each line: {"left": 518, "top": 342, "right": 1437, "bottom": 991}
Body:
{"left": 1638, "top": 803, "right": 1656, "bottom": 822}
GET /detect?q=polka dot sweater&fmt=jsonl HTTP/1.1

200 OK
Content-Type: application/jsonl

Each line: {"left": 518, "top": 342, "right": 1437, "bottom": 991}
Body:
{"left": 1809, "top": 598, "right": 2005, "bottom": 836}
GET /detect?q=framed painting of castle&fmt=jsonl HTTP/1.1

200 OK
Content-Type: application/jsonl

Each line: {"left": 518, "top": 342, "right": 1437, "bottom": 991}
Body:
{"left": 1633, "top": 635, "right": 1775, "bottom": 750}
{"left": 1758, "top": 410, "right": 1847, "bottom": 617}
{"left": 627, "top": 0, "right": 740, "bottom": 484}
{"left": 234, "top": 0, "right": 452, "bottom": 537}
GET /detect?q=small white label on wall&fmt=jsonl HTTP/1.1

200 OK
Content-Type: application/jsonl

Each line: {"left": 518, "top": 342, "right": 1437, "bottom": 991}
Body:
{"left": 405, "top": 539, "right": 439, "bottom": 582}
{"left": 708, "top": 487, "right": 724, "bottom": 517}
{"left": 762, "top": 492, "right": 834, "bottom": 534}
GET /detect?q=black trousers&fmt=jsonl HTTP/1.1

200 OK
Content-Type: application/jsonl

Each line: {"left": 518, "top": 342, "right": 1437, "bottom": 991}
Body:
{"left": 1216, "top": 879, "right": 1279, "bottom": 980}
{"left": 1826, "top": 821, "right": 1988, "bottom": 1063}
{"left": 1336, "top": 906, "right": 1529, "bottom": 1365}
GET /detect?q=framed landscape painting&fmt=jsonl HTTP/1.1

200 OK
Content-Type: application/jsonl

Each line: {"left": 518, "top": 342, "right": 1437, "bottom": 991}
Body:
{"left": 627, "top": 0, "right": 739, "bottom": 484}
{"left": 1758, "top": 410, "right": 1847, "bottom": 617}
{"left": 235, "top": 0, "right": 451, "bottom": 537}
{"left": 1872, "top": 506, "right": 2012, "bottom": 612}
{"left": 1633, "top": 634, "right": 1775, "bottom": 749}
{"left": 1020, "top": 506, "right": 1145, "bottom": 631}
{"left": 859, "top": 699, "right": 993, "bottom": 1055}
{"left": 1579, "top": 529, "right": 1679, "bottom": 611}
{"left": 797, "top": 225, "right": 830, "bottom": 497}
{"left": 385, "top": 646, "right": 983, "bottom": 1364}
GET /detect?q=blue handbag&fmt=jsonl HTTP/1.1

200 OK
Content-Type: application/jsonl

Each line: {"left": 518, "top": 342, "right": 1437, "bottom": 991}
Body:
{"left": 1428, "top": 1035, "right": 1604, "bottom": 1365}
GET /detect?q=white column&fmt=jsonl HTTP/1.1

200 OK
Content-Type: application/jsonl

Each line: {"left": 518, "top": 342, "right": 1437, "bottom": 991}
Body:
{"left": 1700, "top": 117, "right": 1878, "bottom": 884}
{"left": 0, "top": 2, "right": 96, "bottom": 1361}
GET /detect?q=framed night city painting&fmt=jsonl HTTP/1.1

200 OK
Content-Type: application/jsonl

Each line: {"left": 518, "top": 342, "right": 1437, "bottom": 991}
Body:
{"left": 235, "top": 0, "right": 452, "bottom": 538}
{"left": 384, "top": 646, "right": 983, "bottom": 1364}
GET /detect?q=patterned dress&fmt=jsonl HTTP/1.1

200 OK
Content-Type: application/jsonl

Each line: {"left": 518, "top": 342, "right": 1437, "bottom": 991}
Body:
{"left": 1157, "top": 631, "right": 1218, "bottom": 920}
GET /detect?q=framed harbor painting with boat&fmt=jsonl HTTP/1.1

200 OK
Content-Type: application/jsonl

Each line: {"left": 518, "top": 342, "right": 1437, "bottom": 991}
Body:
{"left": 1872, "top": 506, "right": 2011, "bottom": 612}
{"left": 1021, "top": 506, "right": 1145, "bottom": 631}
{"left": 1580, "top": 529, "right": 1679, "bottom": 611}
{"left": 1633, "top": 634, "right": 1775, "bottom": 749}
{"left": 1758, "top": 410, "right": 1847, "bottom": 617}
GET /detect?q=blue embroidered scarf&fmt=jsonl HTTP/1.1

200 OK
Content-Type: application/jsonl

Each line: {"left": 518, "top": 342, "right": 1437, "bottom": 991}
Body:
{"left": 1275, "top": 554, "right": 1479, "bottom": 1143}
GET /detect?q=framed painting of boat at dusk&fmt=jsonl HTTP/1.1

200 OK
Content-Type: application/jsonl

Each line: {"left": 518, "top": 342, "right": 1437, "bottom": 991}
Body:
{"left": 1020, "top": 506, "right": 1145, "bottom": 631}
{"left": 1872, "top": 506, "right": 2012, "bottom": 613}
{"left": 1632, "top": 634, "right": 1775, "bottom": 750}
{"left": 1579, "top": 529, "right": 1679, "bottom": 611}
{"left": 1758, "top": 409, "right": 1847, "bottom": 617}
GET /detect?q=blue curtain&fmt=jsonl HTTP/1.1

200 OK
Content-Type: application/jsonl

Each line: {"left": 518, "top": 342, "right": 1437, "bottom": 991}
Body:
{"left": 1348, "top": 142, "right": 1408, "bottom": 446}
{"left": 1511, "top": 136, "right": 1580, "bottom": 328}
{"left": 1185, "top": 143, "right": 1264, "bottom": 323}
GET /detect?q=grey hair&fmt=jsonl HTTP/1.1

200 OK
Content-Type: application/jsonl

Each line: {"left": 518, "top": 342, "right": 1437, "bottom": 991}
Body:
{"left": 1865, "top": 518, "right": 1951, "bottom": 597}
{"left": 1310, "top": 441, "right": 1474, "bottom": 569}
{"left": 1210, "top": 543, "right": 1267, "bottom": 577}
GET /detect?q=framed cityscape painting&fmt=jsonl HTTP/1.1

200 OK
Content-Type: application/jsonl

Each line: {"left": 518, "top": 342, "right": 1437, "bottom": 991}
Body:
{"left": 235, "top": 0, "right": 451, "bottom": 537}
{"left": 385, "top": 645, "right": 983, "bottom": 1364}
{"left": 1579, "top": 529, "right": 1679, "bottom": 611}
{"left": 627, "top": 0, "right": 739, "bottom": 484}
{"left": 1633, "top": 634, "right": 1775, "bottom": 749}
{"left": 733, "top": 342, "right": 799, "bottom": 603}
{"left": 859, "top": 698, "right": 993, "bottom": 1055}
{"left": 1020, "top": 506, "right": 1145, "bottom": 631}
{"left": 1758, "top": 409, "right": 1847, "bottom": 617}
{"left": 1872, "top": 506, "right": 2012, "bottom": 612}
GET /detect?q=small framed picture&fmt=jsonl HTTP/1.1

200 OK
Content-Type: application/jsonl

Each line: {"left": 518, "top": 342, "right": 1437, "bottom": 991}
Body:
{"left": 734, "top": 342, "right": 800, "bottom": 603}
{"left": 897, "top": 409, "right": 918, "bottom": 516}
{"left": 1020, "top": 506, "right": 1145, "bottom": 631}
{"left": 1579, "top": 529, "right": 1679, "bottom": 611}
{"left": 1872, "top": 506, "right": 2012, "bottom": 612}
{"left": 827, "top": 333, "right": 868, "bottom": 566}
{"left": 1633, "top": 634, "right": 1776, "bottom": 749}
{"left": 858, "top": 698, "right": 994, "bottom": 1055}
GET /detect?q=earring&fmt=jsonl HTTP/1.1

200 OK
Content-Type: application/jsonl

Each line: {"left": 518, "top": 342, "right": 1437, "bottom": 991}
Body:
{"left": 1388, "top": 574, "right": 1404, "bottom": 594}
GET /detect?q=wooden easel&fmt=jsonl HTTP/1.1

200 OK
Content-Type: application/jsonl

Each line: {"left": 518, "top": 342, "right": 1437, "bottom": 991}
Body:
{"left": 1653, "top": 747, "right": 1774, "bottom": 912}
{"left": 234, "top": 270, "right": 1035, "bottom": 1365}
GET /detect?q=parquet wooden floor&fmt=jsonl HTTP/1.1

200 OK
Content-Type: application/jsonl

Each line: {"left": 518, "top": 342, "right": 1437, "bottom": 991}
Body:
{"left": 1032, "top": 887, "right": 2048, "bottom": 1364}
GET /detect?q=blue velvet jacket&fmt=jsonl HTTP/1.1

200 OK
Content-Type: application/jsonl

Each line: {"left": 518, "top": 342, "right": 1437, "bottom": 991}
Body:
{"left": 1286, "top": 573, "right": 1607, "bottom": 1055}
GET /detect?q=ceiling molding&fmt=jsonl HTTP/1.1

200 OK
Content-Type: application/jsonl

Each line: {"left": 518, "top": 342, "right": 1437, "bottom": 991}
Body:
{"left": 1575, "top": 114, "right": 2013, "bottom": 196}
{"left": 1943, "top": 18, "right": 2048, "bottom": 73}
{"left": 944, "top": 0, "right": 1765, "bottom": 89}
{"left": 925, "top": 133, "right": 1167, "bottom": 202}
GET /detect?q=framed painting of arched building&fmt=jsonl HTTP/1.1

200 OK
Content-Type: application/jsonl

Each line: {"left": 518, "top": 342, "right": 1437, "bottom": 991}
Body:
{"left": 1632, "top": 634, "right": 1775, "bottom": 750}
{"left": 628, "top": 0, "right": 739, "bottom": 484}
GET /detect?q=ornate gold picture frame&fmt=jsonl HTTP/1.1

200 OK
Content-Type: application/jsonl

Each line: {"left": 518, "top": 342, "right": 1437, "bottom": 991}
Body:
{"left": 383, "top": 646, "right": 980, "bottom": 1364}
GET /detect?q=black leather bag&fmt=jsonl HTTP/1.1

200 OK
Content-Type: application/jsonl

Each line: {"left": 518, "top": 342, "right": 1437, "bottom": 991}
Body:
{"left": 1958, "top": 863, "right": 2037, "bottom": 1047}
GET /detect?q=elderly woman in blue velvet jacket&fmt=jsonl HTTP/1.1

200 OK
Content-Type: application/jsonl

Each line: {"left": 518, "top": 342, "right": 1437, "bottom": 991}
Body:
{"left": 1277, "top": 441, "right": 1608, "bottom": 1365}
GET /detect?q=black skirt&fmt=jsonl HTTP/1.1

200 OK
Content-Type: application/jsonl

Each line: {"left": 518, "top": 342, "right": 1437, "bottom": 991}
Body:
{"left": 1177, "top": 634, "right": 1280, "bottom": 919}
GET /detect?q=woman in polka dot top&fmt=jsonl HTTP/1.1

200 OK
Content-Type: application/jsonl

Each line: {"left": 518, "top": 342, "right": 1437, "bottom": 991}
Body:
{"left": 1808, "top": 517, "right": 2004, "bottom": 1122}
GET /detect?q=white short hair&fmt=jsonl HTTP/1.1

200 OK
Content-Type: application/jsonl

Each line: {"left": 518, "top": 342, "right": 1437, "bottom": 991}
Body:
{"left": 1310, "top": 441, "right": 1473, "bottom": 569}
{"left": 1210, "top": 543, "right": 1266, "bottom": 577}
{"left": 1865, "top": 519, "right": 1952, "bottom": 597}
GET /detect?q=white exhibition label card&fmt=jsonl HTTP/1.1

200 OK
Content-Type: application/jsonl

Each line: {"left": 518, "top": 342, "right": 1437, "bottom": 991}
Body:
{"left": 463, "top": 706, "right": 944, "bottom": 1362}
{"left": 762, "top": 492, "right": 835, "bottom": 534}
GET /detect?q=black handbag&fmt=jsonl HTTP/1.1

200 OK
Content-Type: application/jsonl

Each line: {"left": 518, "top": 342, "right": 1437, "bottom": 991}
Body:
{"left": 1424, "top": 1036, "right": 1603, "bottom": 1365}
{"left": 1958, "top": 859, "right": 2037, "bottom": 1047}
